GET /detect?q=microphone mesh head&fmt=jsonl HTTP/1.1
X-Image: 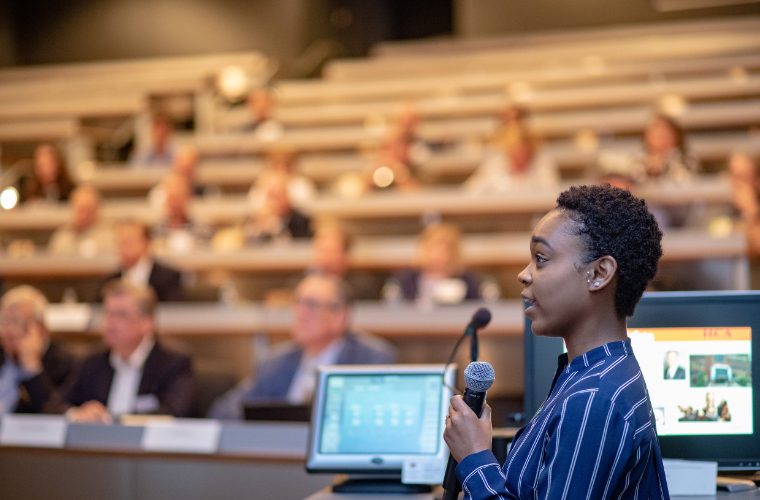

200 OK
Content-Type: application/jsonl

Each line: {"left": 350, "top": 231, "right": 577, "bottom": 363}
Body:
{"left": 464, "top": 362, "right": 495, "bottom": 392}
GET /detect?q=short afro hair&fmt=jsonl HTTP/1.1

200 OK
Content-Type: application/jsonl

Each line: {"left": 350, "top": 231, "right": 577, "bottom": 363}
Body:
{"left": 556, "top": 185, "right": 663, "bottom": 318}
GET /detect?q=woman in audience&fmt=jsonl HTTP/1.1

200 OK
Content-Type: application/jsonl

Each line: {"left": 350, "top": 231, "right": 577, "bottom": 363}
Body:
{"left": 389, "top": 223, "right": 479, "bottom": 308}
{"left": 463, "top": 107, "right": 558, "bottom": 193}
{"left": 20, "top": 144, "right": 75, "bottom": 204}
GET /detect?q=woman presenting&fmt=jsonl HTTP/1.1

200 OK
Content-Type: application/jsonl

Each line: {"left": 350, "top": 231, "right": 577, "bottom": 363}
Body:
{"left": 445, "top": 185, "right": 670, "bottom": 500}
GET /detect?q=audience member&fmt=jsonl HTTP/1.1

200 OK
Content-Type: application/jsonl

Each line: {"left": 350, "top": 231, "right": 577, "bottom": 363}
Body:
{"left": 208, "top": 274, "right": 396, "bottom": 419}
{"left": 729, "top": 153, "right": 760, "bottom": 257}
{"left": 65, "top": 280, "right": 193, "bottom": 422}
{"left": 102, "top": 221, "right": 184, "bottom": 302}
{"left": 308, "top": 224, "right": 382, "bottom": 300}
{"left": 19, "top": 144, "right": 75, "bottom": 204}
{"left": 171, "top": 146, "right": 205, "bottom": 196}
{"left": 152, "top": 173, "right": 212, "bottom": 254}
{"left": 464, "top": 108, "right": 558, "bottom": 192}
{"left": 598, "top": 114, "right": 698, "bottom": 186}
{"left": 247, "top": 147, "right": 316, "bottom": 207}
{"left": 130, "top": 113, "right": 176, "bottom": 167}
{"left": 391, "top": 223, "right": 480, "bottom": 308}
{"left": 391, "top": 102, "right": 432, "bottom": 164}
{"left": 147, "top": 146, "right": 208, "bottom": 210}
{"left": 47, "top": 185, "right": 115, "bottom": 257}
{"left": 0, "top": 286, "right": 78, "bottom": 414}
{"left": 241, "top": 87, "right": 284, "bottom": 141}
{"left": 367, "top": 129, "right": 422, "bottom": 192}
{"left": 212, "top": 171, "right": 311, "bottom": 250}
{"left": 310, "top": 224, "right": 351, "bottom": 278}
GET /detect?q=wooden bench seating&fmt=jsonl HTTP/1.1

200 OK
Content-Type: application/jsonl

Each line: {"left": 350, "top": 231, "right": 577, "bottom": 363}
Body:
{"left": 323, "top": 26, "right": 760, "bottom": 82}
{"left": 196, "top": 98, "right": 760, "bottom": 155}
{"left": 0, "top": 228, "right": 745, "bottom": 279}
{"left": 0, "top": 177, "right": 733, "bottom": 233}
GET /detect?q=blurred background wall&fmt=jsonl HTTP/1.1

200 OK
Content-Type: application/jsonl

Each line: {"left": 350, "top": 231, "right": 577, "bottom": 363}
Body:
{"left": 3, "top": 0, "right": 756, "bottom": 69}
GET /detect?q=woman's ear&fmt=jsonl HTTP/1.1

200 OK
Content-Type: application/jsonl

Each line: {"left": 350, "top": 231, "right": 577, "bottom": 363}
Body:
{"left": 587, "top": 256, "right": 617, "bottom": 292}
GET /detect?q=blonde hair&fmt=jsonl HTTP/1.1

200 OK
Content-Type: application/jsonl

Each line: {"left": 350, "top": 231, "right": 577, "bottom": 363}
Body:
{"left": 1, "top": 285, "right": 49, "bottom": 324}
{"left": 102, "top": 280, "right": 157, "bottom": 317}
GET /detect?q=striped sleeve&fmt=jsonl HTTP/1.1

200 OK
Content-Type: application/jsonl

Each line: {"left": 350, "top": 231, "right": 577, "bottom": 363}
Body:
{"left": 456, "top": 449, "right": 518, "bottom": 500}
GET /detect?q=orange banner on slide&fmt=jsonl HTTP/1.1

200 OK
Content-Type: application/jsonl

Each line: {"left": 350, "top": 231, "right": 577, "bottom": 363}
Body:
{"left": 627, "top": 327, "right": 751, "bottom": 341}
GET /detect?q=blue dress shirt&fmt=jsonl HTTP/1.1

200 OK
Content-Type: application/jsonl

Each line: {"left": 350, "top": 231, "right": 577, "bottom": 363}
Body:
{"left": 456, "top": 339, "right": 670, "bottom": 500}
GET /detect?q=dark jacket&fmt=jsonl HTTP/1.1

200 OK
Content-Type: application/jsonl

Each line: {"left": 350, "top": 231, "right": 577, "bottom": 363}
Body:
{"left": 207, "top": 332, "right": 397, "bottom": 420}
{"left": 0, "top": 341, "right": 78, "bottom": 414}
{"left": 65, "top": 341, "right": 194, "bottom": 417}
{"left": 102, "top": 260, "right": 184, "bottom": 302}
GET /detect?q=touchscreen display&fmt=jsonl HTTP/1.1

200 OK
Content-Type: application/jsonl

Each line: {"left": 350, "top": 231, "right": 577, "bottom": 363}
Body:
{"left": 629, "top": 327, "right": 753, "bottom": 437}
{"left": 318, "top": 373, "right": 444, "bottom": 454}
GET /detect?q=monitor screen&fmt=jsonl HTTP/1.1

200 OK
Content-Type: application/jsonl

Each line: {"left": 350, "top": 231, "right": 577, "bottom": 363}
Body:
{"left": 524, "top": 291, "right": 760, "bottom": 470}
{"left": 306, "top": 364, "right": 455, "bottom": 474}
{"left": 629, "top": 327, "right": 752, "bottom": 437}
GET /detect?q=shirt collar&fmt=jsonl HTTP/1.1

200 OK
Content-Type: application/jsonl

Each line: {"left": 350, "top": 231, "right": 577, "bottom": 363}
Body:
{"left": 110, "top": 336, "right": 155, "bottom": 370}
{"left": 559, "top": 339, "right": 633, "bottom": 374}
{"left": 301, "top": 337, "right": 345, "bottom": 368}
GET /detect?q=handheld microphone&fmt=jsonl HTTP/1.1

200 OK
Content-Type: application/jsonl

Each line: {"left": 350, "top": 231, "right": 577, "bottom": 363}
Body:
{"left": 442, "top": 361, "right": 495, "bottom": 500}
{"left": 466, "top": 308, "right": 491, "bottom": 362}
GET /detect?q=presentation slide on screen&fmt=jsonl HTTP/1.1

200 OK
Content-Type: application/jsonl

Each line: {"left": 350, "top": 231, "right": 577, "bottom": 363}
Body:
{"left": 319, "top": 374, "right": 443, "bottom": 454}
{"left": 628, "top": 327, "right": 753, "bottom": 436}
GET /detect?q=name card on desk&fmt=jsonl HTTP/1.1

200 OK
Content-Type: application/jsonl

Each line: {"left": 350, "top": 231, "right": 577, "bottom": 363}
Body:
{"left": 141, "top": 419, "right": 221, "bottom": 453}
{"left": 0, "top": 415, "right": 68, "bottom": 448}
{"left": 45, "top": 304, "right": 92, "bottom": 332}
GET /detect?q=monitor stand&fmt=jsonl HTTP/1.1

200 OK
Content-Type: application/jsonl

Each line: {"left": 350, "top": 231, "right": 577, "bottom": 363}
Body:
{"left": 332, "top": 476, "right": 432, "bottom": 494}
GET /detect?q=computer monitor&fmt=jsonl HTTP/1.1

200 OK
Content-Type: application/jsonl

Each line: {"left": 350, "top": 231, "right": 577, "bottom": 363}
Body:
{"left": 524, "top": 291, "right": 760, "bottom": 471}
{"left": 306, "top": 364, "right": 455, "bottom": 480}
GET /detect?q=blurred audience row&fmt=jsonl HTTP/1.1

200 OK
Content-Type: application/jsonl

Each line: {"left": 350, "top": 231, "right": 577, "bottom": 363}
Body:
{"left": 15, "top": 102, "right": 714, "bottom": 210}
{"left": 0, "top": 275, "right": 395, "bottom": 421}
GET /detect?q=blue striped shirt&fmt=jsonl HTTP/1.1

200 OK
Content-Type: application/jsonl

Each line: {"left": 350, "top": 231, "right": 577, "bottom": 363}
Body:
{"left": 455, "top": 339, "right": 670, "bottom": 500}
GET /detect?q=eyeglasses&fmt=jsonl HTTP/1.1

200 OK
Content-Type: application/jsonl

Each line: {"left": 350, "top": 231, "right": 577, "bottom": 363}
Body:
{"left": 104, "top": 310, "right": 141, "bottom": 322}
{"left": 295, "top": 297, "right": 343, "bottom": 312}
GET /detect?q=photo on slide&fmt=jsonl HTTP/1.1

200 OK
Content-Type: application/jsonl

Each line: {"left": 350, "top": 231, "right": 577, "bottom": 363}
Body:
{"left": 689, "top": 354, "right": 752, "bottom": 388}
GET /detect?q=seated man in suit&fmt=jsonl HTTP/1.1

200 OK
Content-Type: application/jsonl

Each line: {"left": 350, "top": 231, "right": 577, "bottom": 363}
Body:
{"left": 65, "top": 280, "right": 193, "bottom": 423}
{"left": 208, "top": 274, "right": 397, "bottom": 420}
{"left": 101, "top": 221, "right": 184, "bottom": 302}
{"left": 0, "top": 286, "right": 78, "bottom": 414}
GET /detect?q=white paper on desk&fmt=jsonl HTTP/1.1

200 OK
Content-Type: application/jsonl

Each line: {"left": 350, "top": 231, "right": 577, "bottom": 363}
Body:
{"left": 663, "top": 459, "right": 717, "bottom": 496}
{"left": 402, "top": 457, "right": 446, "bottom": 484}
{"left": 141, "top": 419, "right": 221, "bottom": 453}
{"left": 45, "top": 304, "right": 92, "bottom": 332}
{"left": 0, "top": 415, "right": 68, "bottom": 448}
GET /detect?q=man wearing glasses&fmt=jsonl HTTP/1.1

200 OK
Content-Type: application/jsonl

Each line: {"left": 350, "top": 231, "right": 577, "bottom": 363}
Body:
{"left": 0, "top": 286, "right": 78, "bottom": 414}
{"left": 209, "top": 274, "right": 397, "bottom": 420}
{"left": 64, "top": 280, "right": 193, "bottom": 423}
